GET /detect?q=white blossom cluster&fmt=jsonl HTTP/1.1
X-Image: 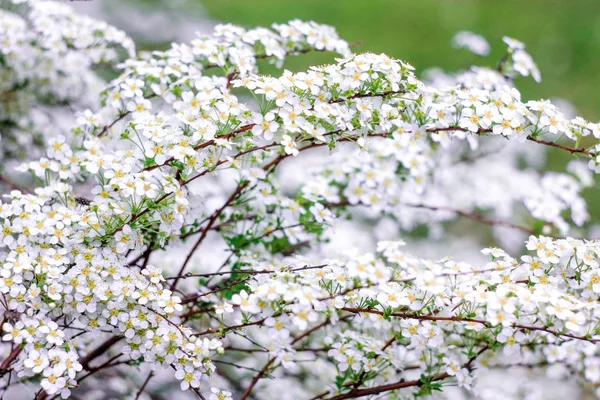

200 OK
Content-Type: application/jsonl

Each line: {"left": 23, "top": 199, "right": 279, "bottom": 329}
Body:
{"left": 0, "top": 188, "right": 224, "bottom": 397}
{"left": 0, "top": 0, "right": 134, "bottom": 165}
{"left": 212, "top": 237, "right": 600, "bottom": 398}
{"left": 74, "top": 18, "right": 350, "bottom": 141}
{"left": 302, "top": 142, "right": 590, "bottom": 239}
{"left": 2, "top": 0, "right": 600, "bottom": 398}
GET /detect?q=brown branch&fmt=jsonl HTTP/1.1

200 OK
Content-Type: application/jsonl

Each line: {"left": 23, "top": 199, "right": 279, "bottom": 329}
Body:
{"left": 328, "top": 90, "right": 406, "bottom": 104}
{"left": 426, "top": 126, "right": 595, "bottom": 157}
{"left": 262, "top": 132, "right": 389, "bottom": 172}
{"left": 170, "top": 263, "right": 329, "bottom": 280}
{"left": 341, "top": 307, "right": 600, "bottom": 343}
{"left": 181, "top": 278, "right": 249, "bottom": 306}
{"left": 134, "top": 371, "right": 154, "bottom": 400}
{"left": 144, "top": 124, "right": 255, "bottom": 173}
{"left": 0, "top": 346, "right": 22, "bottom": 374}
{"left": 169, "top": 182, "right": 249, "bottom": 292}
{"left": 0, "top": 174, "right": 31, "bottom": 194}
{"left": 240, "top": 316, "right": 350, "bottom": 400}
{"left": 97, "top": 111, "right": 131, "bottom": 138}
{"left": 240, "top": 356, "right": 275, "bottom": 400}
{"left": 327, "top": 198, "right": 534, "bottom": 234}
{"left": 79, "top": 336, "right": 122, "bottom": 370}
{"left": 192, "top": 316, "right": 272, "bottom": 338}
{"left": 404, "top": 203, "right": 534, "bottom": 234}
{"left": 145, "top": 88, "right": 405, "bottom": 176}
{"left": 527, "top": 135, "right": 594, "bottom": 156}
{"left": 78, "top": 354, "right": 127, "bottom": 383}
{"left": 325, "top": 345, "right": 489, "bottom": 400}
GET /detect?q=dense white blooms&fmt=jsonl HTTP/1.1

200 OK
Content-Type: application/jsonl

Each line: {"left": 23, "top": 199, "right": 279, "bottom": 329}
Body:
{"left": 1, "top": 0, "right": 600, "bottom": 399}
{"left": 0, "top": 0, "right": 134, "bottom": 169}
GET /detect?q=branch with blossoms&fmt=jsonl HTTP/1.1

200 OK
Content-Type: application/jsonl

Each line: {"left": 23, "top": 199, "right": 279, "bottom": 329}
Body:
{"left": 3, "top": 0, "right": 600, "bottom": 398}
{"left": 208, "top": 238, "right": 600, "bottom": 398}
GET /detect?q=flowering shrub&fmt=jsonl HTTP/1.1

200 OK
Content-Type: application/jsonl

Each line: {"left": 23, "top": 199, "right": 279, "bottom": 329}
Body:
{"left": 2, "top": 1, "right": 600, "bottom": 399}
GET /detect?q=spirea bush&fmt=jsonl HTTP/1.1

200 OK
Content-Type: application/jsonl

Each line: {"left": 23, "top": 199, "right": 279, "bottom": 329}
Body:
{"left": 2, "top": 1, "right": 600, "bottom": 399}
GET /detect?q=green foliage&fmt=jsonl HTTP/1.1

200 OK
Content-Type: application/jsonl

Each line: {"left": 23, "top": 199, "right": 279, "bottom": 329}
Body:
{"left": 416, "top": 374, "right": 444, "bottom": 396}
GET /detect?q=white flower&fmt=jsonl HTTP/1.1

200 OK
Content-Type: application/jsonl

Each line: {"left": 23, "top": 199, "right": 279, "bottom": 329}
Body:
{"left": 452, "top": 31, "right": 490, "bottom": 56}
{"left": 175, "top": 366, "right": 201, "bottom": 391}
{"left": 309, "top": 203, "right": 333, "bottom": 223}
{"left": 503, "top": 36, "right": 526, "bottom": 50}
{"left": 210, "top": 387, "right": 233, "bottom": 400}
{"left": 231, "top": 290, "right": 260, "bottom": 313}
{"left": 24, "top": 350, "right": 49, "bottom": 373}
{"left": 281, "top": 134, "right": 299, "bottom": 156}
{"left": 215, "top": 302, "right": 233, "bottom": 315}
{"left": 114, "top": 225, "right": 137, "bottom": 254}
{"left": 251, "top": 112, "right": 279, "bottom": 140}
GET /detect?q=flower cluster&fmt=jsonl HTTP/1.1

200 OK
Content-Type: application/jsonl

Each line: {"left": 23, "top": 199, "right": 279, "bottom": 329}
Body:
{"left": 0, "top": 188, "right": 223, "bottom": 397}
{"left": 210, "top": 237, "right": 600, "bottom": 398}
{"left": 2, "top": 1, "right": 600, "bottom": 398}
{"left": 74, "top": 19, "right": 349, "bottom": 141}
{"left": 0, "top": 0, "right": 134, "bottom": 166}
